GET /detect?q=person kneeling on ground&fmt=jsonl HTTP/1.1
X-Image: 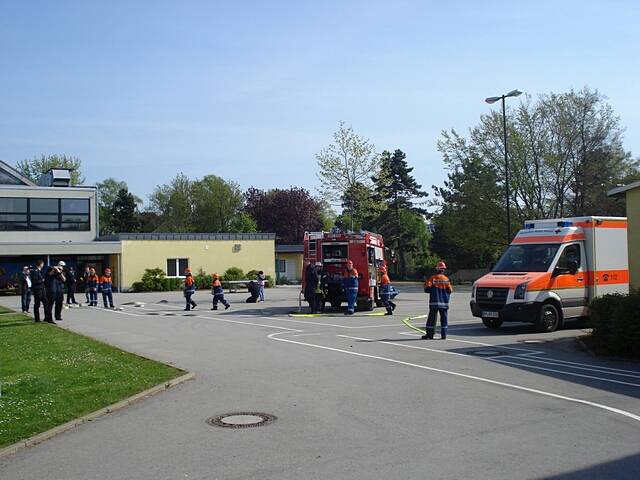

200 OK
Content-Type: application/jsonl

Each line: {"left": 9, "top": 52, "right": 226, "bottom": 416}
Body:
{"left": 99, "top": 268, "right": 115, "bottom": 309}
{"left": 211, "top": 273, "right": 230, "bottom": 310}
{"left": 183, "top": 268, "right": 197, "bottom": 311}
{"left": 246, "top": 280, "right": 260, "bottom": 303}
{"left": 379, "top": 266, "right": 396, "bottom": 315}
{"left": 422, "top": 260, "right": 452, "bottom": 340}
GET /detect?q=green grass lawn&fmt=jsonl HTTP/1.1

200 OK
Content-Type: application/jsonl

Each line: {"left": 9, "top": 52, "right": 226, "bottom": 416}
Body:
{"left": 0, "top": 305, "right": 12, "bottom": 314}
{"left": 0, "top": 310, "right": 184, "bottom": 448}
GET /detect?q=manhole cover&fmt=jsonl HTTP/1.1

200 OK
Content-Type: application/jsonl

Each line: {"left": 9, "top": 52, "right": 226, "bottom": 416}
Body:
{"left": 207, "top": 412, "right": 276, "bottom": 429}
{"left": 466, "top": 349, "right": 506, "bottom": 357}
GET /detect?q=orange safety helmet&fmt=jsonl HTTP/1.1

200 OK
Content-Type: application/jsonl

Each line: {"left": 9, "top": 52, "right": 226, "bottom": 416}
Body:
{"left": 436, "top": 260, "right": 447, "bottom": 270}
{"left": 212, "top": 273, "right": 220, "bottom": 279}
{"left": 185, "top": 267, "right": 192, "bottom": 274}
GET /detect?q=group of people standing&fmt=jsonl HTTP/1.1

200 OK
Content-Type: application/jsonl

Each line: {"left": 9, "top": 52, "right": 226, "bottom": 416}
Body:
{"left": 19, "top": 262, "right": 116, "bottom": 323}
{"left": 302, "top": 259, "right": 452, "bottom": 339}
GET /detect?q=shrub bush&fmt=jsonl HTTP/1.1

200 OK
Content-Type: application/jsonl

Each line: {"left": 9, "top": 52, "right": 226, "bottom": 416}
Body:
{"left": 139, "top": 268, "right": 166, "bottom": 292}
{"left": 276, "top": 276, "right": 292, "bottom": 285}
{"left": 222, "top": 267, "right": 244, "bottom": 282}
{"left": 588, "top": 292, "right": 640, "bottom": 358}
{"left": 246, "top": 269, "right": 274, "bottom": 288}
{"left": 194, "top": 268, "right": 212, "bottom": 290}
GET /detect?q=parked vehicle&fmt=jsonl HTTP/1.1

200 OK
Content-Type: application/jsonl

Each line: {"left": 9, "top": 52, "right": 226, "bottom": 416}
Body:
{"left": 303, "top": 230, "right": 392, "bottom": 311}
{"left": 470, "top": 217, "right": 628, "bottom": 332}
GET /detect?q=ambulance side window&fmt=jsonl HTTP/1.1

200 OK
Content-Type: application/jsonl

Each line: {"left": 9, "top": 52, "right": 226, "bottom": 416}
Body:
{"left": 557, "top": 244, "right": 581, "bottom": 270}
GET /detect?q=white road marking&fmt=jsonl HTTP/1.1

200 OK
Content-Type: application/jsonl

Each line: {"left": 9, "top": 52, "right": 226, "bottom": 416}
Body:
{"left": 268, "top": 332, "right": 640, "bottom": 423}
{"left": 488, "top": 358, "right": 640, "bottom": 387}
{"left": 498, "top": 355, "right": 640, "bottom": 379}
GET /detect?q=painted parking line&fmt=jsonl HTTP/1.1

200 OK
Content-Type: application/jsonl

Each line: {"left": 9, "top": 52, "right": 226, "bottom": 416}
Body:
{"left": 268, "top": 331, "right": 640, "bottom": 424}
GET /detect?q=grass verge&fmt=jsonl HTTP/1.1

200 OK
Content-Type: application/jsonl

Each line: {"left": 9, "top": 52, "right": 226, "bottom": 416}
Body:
{"left": 0, "top": 305, "right": 12, "bottom": 314}
{"left": 0, "top": 310, "right": 183, "bottom": 448}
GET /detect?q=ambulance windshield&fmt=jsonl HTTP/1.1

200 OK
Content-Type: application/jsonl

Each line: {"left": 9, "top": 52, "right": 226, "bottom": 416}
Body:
{"left": 493, "top": 243, "right": 560, "bottom": 273}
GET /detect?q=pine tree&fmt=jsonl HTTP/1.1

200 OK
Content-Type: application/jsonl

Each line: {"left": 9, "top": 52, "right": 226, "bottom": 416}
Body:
{"left": 110, "top": 188, "right": 142, "bottom": 233}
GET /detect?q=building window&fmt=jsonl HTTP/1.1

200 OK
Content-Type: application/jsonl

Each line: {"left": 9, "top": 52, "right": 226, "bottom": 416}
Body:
{"left": 276, "top": 259, "right": 286, "bottom": 273}
{"left": 0, "top": 197, "right": 90, "bottom": 231}
{"left": 167, "top": 258, "right": 189, "bottom": 277}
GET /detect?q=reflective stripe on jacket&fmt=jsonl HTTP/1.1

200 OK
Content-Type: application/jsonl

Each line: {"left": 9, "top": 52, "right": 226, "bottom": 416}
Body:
{"left": 424, "top": 273, "right": 452, "bottom": 309}
{"left": 99, "top": 276, "right": 113, "bottom": 292}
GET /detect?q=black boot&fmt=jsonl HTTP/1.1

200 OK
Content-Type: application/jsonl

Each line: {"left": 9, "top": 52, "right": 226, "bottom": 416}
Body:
{"left": 385, "top": 307, "right": 393, "bottom": 316}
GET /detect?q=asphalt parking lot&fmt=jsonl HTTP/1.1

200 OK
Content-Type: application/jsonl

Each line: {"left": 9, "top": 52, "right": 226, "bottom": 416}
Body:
{"left": 1, "top": 284, "right": 639, "bottom": 479}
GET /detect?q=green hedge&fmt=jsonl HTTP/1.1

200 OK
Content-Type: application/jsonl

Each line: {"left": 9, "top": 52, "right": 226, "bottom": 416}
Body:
{"left": 131, "top": 267, "right": 274, "bottom": 292}
{"left": 588, "top": 292, "right": 640, "bottom": 358}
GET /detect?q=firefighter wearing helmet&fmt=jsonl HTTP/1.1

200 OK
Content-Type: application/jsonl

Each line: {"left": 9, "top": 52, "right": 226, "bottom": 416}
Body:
{"left": 183, "top": 267, "right": 197, "bottom": 311}
{"left": 343, "top": 260, "right": 359, "bottom": 315}
{"left": 99, "top": 267, "right": 115, "bottom": 309}
{"left": 211, "top": 273, "right": 231, "bottom": 311}
{"left": 379, "top": 266, "right": 396, "bottom": 315}
{"left": 422, "top": 260, "right": 453, "bottom": 339}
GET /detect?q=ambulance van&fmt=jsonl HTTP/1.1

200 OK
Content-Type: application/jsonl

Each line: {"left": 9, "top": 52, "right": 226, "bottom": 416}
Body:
{"left": 470, "top": 217, "right": 628, "bottom": 332}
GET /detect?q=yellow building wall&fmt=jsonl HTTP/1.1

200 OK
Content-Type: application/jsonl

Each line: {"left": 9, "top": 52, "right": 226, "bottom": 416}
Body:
{"left": 628, "top": 188, "right": 640, "bottom": 291}
{"left": 119, "top": 239, "right": 275, "bottom": 290}
{"left": 276, "top": 252, "right": 303, "bottom": 281}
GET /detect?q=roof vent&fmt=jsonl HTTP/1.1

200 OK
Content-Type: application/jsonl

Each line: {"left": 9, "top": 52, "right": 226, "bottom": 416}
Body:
{"left": 40, "top": 168, "right": 72, "bottom": 187}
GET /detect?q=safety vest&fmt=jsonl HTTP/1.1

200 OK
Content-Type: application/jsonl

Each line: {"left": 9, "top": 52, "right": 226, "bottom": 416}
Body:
{"left": 424, "top": 273, "right": 452, "bottom": 309}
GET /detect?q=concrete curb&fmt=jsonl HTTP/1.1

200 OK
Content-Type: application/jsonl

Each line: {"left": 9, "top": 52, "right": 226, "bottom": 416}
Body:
{"left": 0, "top": 371, "right": 195, "bottom": 460}
{"left": 575, "top": 335, "right": 596, "bottom": 357}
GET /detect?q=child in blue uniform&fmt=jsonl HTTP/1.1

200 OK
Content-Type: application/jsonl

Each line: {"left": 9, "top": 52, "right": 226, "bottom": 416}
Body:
{"left": 423, "top": 261, "right": 453, "bottom": 340}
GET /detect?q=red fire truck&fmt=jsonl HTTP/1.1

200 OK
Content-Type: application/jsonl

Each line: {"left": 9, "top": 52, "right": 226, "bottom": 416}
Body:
{"left": 303, "top": 230, "right": 391, "bottom": 311}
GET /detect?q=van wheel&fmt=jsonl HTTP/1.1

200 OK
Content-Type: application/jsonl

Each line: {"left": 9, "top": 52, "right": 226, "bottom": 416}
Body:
{"left": 482, "top": 318, "right": 503, "bottom": 329}
{"left": 536, "top": 302, "right": 561, "bottom": 332}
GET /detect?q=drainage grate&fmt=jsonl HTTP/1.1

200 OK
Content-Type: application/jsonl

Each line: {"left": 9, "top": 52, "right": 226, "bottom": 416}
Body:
{"left": 466, "top": 349, "right": 506, "bottom": 357}
{"left": 207, "top": 412, "right": 276, "bottom": 429}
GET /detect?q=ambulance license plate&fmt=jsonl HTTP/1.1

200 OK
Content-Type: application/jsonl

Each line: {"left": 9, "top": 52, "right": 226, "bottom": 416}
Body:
{"left": 482, "top": 311, "right": 499, "bottom": 318}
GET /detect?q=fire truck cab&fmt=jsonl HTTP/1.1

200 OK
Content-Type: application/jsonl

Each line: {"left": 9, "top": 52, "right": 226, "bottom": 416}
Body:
{"left": 303, "top": 231, "right": 388, "bottom": 311}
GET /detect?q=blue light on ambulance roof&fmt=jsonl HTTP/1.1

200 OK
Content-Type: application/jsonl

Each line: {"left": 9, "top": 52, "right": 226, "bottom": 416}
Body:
{"left": 525, "top": 223, "right": 535, "bottom": 229}
{"left": 557, "top": 221, "right": 573, "bottom": 227}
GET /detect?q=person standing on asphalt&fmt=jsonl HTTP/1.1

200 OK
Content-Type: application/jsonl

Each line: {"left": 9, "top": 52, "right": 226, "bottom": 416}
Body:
{"left": 99, "top": 268, "right": 115, "bottom": 309}
{"left": 211, "top": 273, "right": 230, "bottom": 310}
{"left": 343, "top": 260, "right": 359, "bottom": 315}
{"left": 66, "top": 267, "right": 78, "bottom": 305}
{"left": 379, "top": 266, "right": 396, "bottom": 316}
{"left": 86, "top": 267, "right": 99, "bottom": 306}
{"left": 20, "top": 265, "right": 32, "bottom": 313}
{"left": 183, "top": 268, "right": 197, "bottom": 311}
{"left": 29, "top": 260, "right": 46, "bottom": 322}
{"left": 304, "top": 262, "right": 318, "bottom": 313}
{"left": 422, "top": 260, "right": 453, "bottom": 340}
{"left": 82, "top": 265, "right": 91, "bottom": 304}
{"left": 314, "top": 262, "right": 327, "bottom": 313}
{"left": 256, "top": 270, "right": 266, "bottom": 302}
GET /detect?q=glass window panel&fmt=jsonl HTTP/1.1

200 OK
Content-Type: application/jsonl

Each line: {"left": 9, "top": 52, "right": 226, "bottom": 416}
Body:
{"left": 166, "top": 259, "right": 177, "bottom": 277}
{"left": 0, "top": 222, "right": 28, "bottom": 231}
{"left": 0, "top": 213, "right": 27, "bottom": 222}
{"left": 30, "top": 222, "right": 60, "bottom": 231}
{"left": 0, "top": 197, "right": 27, "bottom": 213}
{"left": 30, "top": 214, "right": 59, "bottom": 222}
{"left": 178, "top": 258, "right": 189, "bottom": 275}
{"left": 30, "top": 198, "right": 59, "bottom": 213}
{"left": 61, "top": 199, "right": 89, "bottom": 214}
{"left": 60, "top": 222, "right": 90, "bottom": 231}
{"left": 62, "top": 214, "right": 89, "bottom": 222}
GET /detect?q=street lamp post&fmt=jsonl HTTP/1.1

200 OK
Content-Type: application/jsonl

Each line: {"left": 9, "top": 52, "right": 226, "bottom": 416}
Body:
{"left": 485, "top": 89, "right": 522, "bottom": 245}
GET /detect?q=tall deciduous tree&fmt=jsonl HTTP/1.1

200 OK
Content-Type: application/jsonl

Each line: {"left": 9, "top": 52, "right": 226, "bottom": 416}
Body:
{"left": 245, "top": 187, "right": 324, "bottom": 244}
{"left": 191, "top": 175, "right": 245, "bottom": 232}
{"left": 316, "top": 122, "right": 379, "bottom": 229}
{"left": 149, "top": 173, "right": 193, "bottom": 232}
{"left": 16, "top": 154, "right": 85, "bottom": 185}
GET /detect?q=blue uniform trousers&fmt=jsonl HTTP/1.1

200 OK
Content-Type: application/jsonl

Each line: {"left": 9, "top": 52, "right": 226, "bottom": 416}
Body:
{"left": 346, "top": 287, "right": 358, "bottom": 313}
{"left": 426, "top": 307, "right": 448, "bottom": 339}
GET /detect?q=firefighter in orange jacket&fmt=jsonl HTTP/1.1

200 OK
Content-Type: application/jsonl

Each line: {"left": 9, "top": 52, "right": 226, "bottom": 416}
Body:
{"left": 343, "top": 260, "right": 359, "bottom": 315}
{"left": 211, "top": 273, "right": 230, "bottom": 310}
{"left": 183, "top": 268, "right": 197, "bottom": 311}
{"left": 379, "top": 266, "right": 396, "bottom": 315}
{"left": 422, "top": 260, "right": 452, "bottom": 339}
{"left": 99, "top": 267, "right": 115, "bottom": 309}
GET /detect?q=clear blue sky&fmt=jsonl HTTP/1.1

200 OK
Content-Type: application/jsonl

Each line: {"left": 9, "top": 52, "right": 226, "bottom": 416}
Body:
{"left": 1, "top": 1, "right": 639, "bottom": 203}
